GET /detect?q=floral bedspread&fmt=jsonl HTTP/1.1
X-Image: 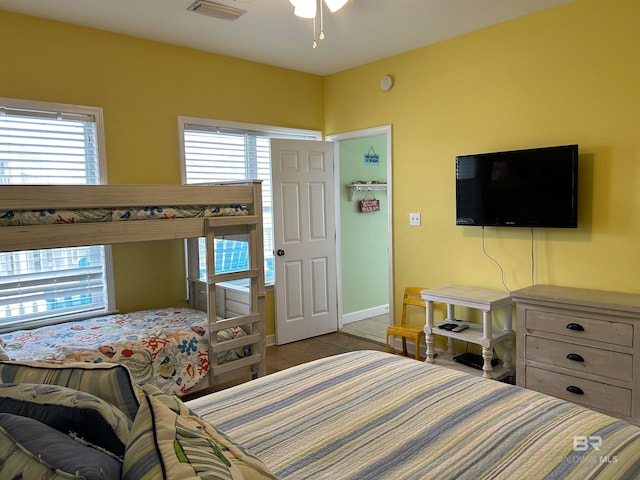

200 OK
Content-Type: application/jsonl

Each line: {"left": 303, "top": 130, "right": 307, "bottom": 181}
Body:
{"left": 0, "top": 308, "right": 248, "bottom": 395}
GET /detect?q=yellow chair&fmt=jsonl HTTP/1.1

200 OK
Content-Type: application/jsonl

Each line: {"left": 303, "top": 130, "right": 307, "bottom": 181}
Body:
{"left": 386, "top": 287, "right": 428, "bottom": 360}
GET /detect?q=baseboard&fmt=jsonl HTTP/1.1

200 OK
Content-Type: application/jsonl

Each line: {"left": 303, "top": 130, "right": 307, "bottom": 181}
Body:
{"left": 266, "top": 333, "right": 276, "bottom": 347}
{"left": 342, "top": 304, "right": 389, "bottom": 325}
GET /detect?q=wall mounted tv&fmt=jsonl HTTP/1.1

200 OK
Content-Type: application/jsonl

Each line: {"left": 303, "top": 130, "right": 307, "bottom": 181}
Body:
{"left": 455, "top": 144, "right": 578, "bottom": 228}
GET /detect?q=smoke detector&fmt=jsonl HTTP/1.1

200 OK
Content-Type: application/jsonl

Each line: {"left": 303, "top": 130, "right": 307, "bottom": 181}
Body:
{"left": 187, "top": 0, "right": 247, "bottom": 21}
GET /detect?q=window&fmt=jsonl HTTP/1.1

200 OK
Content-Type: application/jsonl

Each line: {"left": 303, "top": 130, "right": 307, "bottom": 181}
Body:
{"left": 0, "top": 98, "right": 112, "bottom": 330}
{"left": 179, "top": 118, "right": 320, "bottom": 285}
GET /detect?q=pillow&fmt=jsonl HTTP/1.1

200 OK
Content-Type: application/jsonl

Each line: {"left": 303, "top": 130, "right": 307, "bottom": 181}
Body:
{"left": 139, "top": 382, "right": 190, "bottom": 414}
{"left": 123, "top": 394, "right": 234, "bottom": 480}
{"left": 123, "top": 392, "right": 277, "bottom": 480}
{"left": 0, "top": 359, "right": 139, "bottom": 420}
{"left": 199, "top": 421, "right": 279, "bottom": 480}
{"left": 0, "top": 412, "right": 122, "bottom": 480}
{"left": 0, "top": 383, "right": 132, "bottom": 457}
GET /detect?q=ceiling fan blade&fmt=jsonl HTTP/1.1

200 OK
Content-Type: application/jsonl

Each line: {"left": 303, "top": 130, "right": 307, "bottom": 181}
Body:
{"left": 291, "top": 0, "right": 317, "bottom": 19}
{"left": 324, "top": 0, "right": 349, "bottom": 13}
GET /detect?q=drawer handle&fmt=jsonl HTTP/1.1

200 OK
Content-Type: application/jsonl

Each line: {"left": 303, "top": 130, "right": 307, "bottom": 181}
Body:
{"left": 566, "top": 323, "right": 584, "bottom": 332}
{"left": 566, "top": 385, "right": 584, "bottom": 395}
{"left": 566, "top": 353, "right": 585, "bottom": 362}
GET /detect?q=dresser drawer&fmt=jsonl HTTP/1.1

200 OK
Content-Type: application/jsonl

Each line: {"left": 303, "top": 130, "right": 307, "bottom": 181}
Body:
{"left": 526, "top": 366, "right": 632, "bottom": 417}
{"left": 526, "top": 336, "right": 632, "bottom": 382}
{"left": 525, "top": 309, "right": 633, "bottom": 347}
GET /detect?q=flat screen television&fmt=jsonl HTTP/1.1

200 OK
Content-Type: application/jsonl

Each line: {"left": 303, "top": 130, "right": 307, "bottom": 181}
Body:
{"left": 455, "top": 144, "right": 578, "bottom": 228}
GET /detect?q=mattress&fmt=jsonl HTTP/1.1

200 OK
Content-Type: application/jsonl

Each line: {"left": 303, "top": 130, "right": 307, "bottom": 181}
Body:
{"left": 1, "top": 308, "right": 248, "bottom": 395}
{"left": 0, "top": 204, "right": 248, "bottom": 227}
{"left": 188, "top": 350, "right": 640, "bottom": 480}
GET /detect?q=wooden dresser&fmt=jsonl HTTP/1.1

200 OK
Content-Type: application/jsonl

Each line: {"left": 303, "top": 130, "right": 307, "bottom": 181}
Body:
{"left": 512, "top": 285, "right": 640, "bottom": 424}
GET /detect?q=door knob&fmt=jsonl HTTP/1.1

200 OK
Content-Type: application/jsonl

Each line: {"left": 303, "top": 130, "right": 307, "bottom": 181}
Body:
{"left": 276, "top": 249, "right": 285, "bottom": 257}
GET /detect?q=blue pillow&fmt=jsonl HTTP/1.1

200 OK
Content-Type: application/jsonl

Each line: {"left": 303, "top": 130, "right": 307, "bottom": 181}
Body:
{"left": 0, "top": 412, "right": 122, "bottom": 479}
{"left": 0, "top": 383, "right": 131, "bottom": 457}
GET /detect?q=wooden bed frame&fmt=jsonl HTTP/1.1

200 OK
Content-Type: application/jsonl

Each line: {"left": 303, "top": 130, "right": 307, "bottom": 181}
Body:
{"left": 0, "top": 181, "right": 266, "bottom": 393}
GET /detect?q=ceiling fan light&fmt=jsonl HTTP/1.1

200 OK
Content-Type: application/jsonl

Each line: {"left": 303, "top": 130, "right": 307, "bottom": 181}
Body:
{"left": 324, "top": 0, "right": 348, "bottom": 13}
{"left": 293, "top": 0, "right": 317, "bottom": 19}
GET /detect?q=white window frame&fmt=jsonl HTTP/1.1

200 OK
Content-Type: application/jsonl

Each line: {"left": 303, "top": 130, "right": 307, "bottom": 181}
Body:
{"left": 0, "top": 97, "right": 115, "bottom": 331}
{"left": 178, "top": 117, "right": 321, "bottom": 286}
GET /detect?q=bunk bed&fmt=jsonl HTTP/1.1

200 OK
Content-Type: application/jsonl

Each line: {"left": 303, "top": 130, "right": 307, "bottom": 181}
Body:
{"left": 0, "top": 181, "right": 266, "bottom": 396}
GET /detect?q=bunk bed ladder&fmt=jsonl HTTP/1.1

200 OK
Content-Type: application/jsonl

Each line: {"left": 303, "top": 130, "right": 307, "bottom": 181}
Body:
{"left": 204, "top": 189, "right": 266, "bottom": 385}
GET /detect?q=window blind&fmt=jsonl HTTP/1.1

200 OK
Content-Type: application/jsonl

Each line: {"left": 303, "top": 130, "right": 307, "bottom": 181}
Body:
{"left": 182, "top": 122, "right": 317, "bottom": 284}
{"left": 0, "top": 101, "right": 110, "bottom": 328}
{"left": 0, "top": 247, "right": 107, "bottom": 327}
{"left": 0, "top": 108, "right": 99, "bottom": 185}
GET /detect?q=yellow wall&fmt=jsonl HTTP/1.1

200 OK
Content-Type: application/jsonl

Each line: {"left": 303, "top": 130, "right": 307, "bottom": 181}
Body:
{"left": 325, "top": 0, "right": 640, "bottom": 322}
{"left": 3, "top": 0, "right": 639, "bottom": 336}
{"left": 0, "top": 10, "right": 323, "bottom": 333}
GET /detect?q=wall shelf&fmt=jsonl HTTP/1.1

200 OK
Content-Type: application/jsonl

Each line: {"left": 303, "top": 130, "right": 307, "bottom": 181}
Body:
{"left": 348, "top": 183, "right": 387, "bottom": 201}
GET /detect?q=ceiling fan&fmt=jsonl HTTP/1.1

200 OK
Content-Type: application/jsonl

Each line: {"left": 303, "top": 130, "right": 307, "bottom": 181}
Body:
{"left": 289, "top": 0, "right": 351, "bottom": 48}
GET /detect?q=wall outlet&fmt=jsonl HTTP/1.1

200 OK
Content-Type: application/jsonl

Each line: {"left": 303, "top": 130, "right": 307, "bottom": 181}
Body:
{"left": 409, "top": 212, "right": 421, "bottom": 226}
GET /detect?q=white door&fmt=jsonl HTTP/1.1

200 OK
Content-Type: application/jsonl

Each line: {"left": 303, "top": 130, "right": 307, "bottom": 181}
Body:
{"left": 271, "top": 139, "right": 337, "bottom": 344}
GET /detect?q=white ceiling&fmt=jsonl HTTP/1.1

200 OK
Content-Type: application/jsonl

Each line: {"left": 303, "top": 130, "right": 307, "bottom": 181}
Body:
{"left": 0, "top": 0, "right": 573, "bottom": 75}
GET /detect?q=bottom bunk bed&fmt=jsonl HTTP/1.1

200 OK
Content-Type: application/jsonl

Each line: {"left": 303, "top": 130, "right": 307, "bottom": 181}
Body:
{"left": 0, "top": 307, "right": 250, "bottom": 396}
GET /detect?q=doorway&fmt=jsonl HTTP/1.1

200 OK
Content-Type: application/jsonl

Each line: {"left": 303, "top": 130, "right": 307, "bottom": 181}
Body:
{"left": 328, "top": 126, "right": 393, "bottom": 344}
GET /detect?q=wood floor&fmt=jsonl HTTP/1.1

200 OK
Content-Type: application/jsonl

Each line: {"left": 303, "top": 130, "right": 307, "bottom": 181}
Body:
{"left": 183, "top": 331, "right": 388, "bottom": 400}
{"left": 266, "top": 331, "right": 387, "bottom": 374}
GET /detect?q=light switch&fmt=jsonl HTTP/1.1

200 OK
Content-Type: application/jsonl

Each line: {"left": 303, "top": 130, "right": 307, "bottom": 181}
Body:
{"left": 409, "top": 212, "right": 421, "bottom": 226}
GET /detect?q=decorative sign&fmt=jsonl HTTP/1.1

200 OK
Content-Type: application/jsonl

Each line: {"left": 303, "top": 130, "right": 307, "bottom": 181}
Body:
{"left": 364, "top": 146, "right": 379, "bottom": 166}
{"left": 364, "top": 153, "right": 379, "bottom": 165}
{"left": 359, "top": 198, "right": 381, "bottom": 213}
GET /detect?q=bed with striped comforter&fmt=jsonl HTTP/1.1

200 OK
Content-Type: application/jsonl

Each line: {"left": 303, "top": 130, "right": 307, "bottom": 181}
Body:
{"left": 187, "top": 350, "right": 640, "bottom": 480}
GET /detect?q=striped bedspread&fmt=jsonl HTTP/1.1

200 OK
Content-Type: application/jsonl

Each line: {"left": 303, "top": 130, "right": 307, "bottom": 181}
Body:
{"left": 188, "top": 350, "right": 640, "bottom": 480}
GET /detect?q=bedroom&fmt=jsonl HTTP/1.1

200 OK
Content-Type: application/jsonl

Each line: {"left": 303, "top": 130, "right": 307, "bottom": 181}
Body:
{"left": 1, "top": 0, "right": 637, "bottom": 345}
{"left": 0, "top": 0, "right": 639, "bottom": 478}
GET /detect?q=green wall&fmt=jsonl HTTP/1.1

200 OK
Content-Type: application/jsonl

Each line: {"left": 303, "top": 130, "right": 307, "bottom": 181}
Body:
{"left": 339, "top": 135, "right": 389, "bottom": 315}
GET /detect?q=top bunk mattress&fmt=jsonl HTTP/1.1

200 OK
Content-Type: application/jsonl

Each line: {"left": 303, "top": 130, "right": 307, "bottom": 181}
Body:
{"left": 0, "top": 183, "right": 263, "bottom": 251}
{"left": 0, "top": 204, "right": 248, "bottom": 227}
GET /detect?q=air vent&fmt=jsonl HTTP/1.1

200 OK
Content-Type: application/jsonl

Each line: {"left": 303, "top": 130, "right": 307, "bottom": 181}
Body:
{"left": 187, "top": 0, "right": 247, "bottom": 21}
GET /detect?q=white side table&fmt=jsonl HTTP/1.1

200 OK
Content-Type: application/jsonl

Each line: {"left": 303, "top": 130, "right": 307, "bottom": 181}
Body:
{"left": 422, "top": 285, "right": 514, "bottom": 379}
